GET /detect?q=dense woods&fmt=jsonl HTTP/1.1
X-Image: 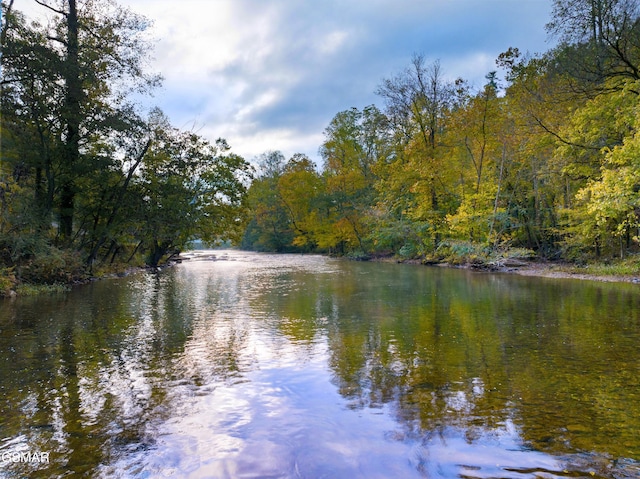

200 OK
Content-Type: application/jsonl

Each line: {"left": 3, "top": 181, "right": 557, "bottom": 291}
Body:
{"left": 2, "top": 0, "right": 640, "bottom": 294}
{"left": 0, "top": 0, "right": 251, "bottom": 292}
{"left": 242, "top": 0, "right": 640, "bottom": 267}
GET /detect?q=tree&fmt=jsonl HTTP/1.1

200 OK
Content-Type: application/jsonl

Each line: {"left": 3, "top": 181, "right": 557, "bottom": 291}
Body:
{"left": 77, "top": 113, "right": 151, "bottom": 266}
{"left": 242, "top": 151, "right": 293, "bottom": 252}
{"left": 547, "top": 0, "right": 640, "bottom": 90}
{"left": 237, "top": 3, "right": 640, "bottom": 263}
{"left": 133, "top": 113, "right": 251, "bottom": 266}
{"left": 1, "top": 1, "right": 255, "bottom": 286}
{"left": 444, "top": 73, "right": 505, "bottom": 243}
{"left": 375, "top": 55, "right": 457, "bottom": 252}
{"left": 376, "top": 55, "right": 452, "bottom": 151}
{"left": 496, "top": 48, "right": 586, "bottom": 253}
{"left": 320, "top": 107, "right": 386, "bottom": 254}
{"left": 242, "top": 151, "right": 327, "bottom": 253}
{"left": 1, "top": 0, "right": 159, "bottom": 243}
{"left": 561, "top": 79, "right": 640, "bottom": 257}
{"left": 1, "top": 4, "right": 61, "bottom": 224}
{"left": 277, "top": 154, "right": 323, "bottom": 250}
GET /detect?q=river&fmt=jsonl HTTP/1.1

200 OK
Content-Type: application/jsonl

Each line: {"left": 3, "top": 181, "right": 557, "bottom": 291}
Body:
{"left": 0, "top": 251, "right": 639, "bottom": 478}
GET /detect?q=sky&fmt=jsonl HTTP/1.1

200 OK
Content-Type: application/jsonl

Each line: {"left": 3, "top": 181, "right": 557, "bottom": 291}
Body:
{"left": 15, "top": 0, "right": 555, "bottom": 164}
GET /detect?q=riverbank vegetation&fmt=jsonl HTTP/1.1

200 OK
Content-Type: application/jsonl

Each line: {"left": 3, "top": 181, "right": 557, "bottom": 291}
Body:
{"left": 0, "top": 1, "right": 251, "bottom": 295}
{"left": 241, "top": 0, "right": 640, "bottom": 276}
{"left": 2, "top": 0, "right": 640, "bottom": 296}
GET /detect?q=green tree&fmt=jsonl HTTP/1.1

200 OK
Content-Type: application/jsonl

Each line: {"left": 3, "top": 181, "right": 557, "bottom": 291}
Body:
{"left": 242, "top": 151, "right": 327, "bottom": 253}
{"left": 375, "top": 55, "right": 457, "bottom": 252}
{"left": 278, "top": 154, "right": 324, "bottom": 250}
{"left": 496, "top": 48, "right": 584, "bottom": 254}
{"left": 133, "top": 113, "right": 251, "bottom": 266}
{"left": 242, "top": 151, "right": 293, "bottom": 252}
{"left": 444, "top": 73, "right": 503, "bottom": 242}
{"left": 76, "top": 115, "right": 151, "bottom": 266}
{"left": 562, "top": 79, "right": 640, "bottom": 257}
{"left": 1, "top": 0, "right": 159, "bottom": 244}
{"left": 320, "top": 107, "right": 386, "bottom": 254}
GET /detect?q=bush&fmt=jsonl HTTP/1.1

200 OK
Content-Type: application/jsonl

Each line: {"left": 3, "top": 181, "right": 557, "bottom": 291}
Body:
{"left": 580, "top": 255, "right": 640, "bottom": 276}
{"left": 501, "top": 247, "right": 536, "bottom": 260}
{"left": 435, "top": 240, "right": 490, "bottom": 265}
{"left": 398, "top": 243, "right": 417, "bottom": 259}
{"left": 17, "top": 247, "right": 86, "bottom": 285}
{"left": 346, "top": 249, "right": 371, "bottom": 261}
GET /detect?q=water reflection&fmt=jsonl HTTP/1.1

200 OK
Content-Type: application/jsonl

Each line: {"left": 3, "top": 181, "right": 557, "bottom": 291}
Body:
{"left": 0, "top": 251, "right": 639, "bottom": 478}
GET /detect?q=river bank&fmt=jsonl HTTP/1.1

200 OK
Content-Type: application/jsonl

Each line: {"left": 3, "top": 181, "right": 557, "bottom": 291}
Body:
{"left": 502, "top": 261, "right": 640, "bottom": 283}
{"left": 0, "top": 264, "right": 160, "bottom": 298}
{"left": 374, "top": 255, "right": 640, "bottom": 284}
{"left": 3, "top": 251, "right": 639, "bottom": 298}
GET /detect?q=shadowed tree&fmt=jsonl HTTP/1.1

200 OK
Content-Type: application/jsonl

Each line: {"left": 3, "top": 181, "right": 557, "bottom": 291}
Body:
{"left": 547, "top": 0, "right": 640, "bottom": 91}
{"left": 1, "top": 0, "right": 160, "bottom": 244}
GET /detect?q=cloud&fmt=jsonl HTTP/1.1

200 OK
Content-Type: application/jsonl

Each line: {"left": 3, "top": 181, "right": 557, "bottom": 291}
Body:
{"left": 137, "top": 0, "right": 554, "bottom": 163}
{"left": 15, "top": 0, "right": 554, "bottom": 163}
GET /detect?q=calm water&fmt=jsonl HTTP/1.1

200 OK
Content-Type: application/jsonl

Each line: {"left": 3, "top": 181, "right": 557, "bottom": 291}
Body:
{"left": 1, "top": 251, "right": 639, "bottom": 478}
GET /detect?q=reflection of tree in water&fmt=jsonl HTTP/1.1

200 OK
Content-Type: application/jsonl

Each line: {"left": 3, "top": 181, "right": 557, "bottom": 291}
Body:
{"left": 2, "top": 274, "right": 184, "bottom": 476}
{"left": 317, "top": 266, "right": 640, "bottom": 468}
{"left": 2, "top": 258, "right": 640, "bottom": 477}
{"left": 0, "top": 269, "right": 236, "bottom": 478}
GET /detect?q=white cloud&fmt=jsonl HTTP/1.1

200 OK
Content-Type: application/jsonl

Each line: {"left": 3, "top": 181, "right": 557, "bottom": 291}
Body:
{"left": 444, "top": 52, "right": 498, "bottom": 89}
{"left": 316, "top": 30, "right": 351, "bottom": 56}
{"left": 234, "top": 89, "right": 282, "bottom": 123}
{"left": 14, "top": 0, "right": 554, "bottom": 163}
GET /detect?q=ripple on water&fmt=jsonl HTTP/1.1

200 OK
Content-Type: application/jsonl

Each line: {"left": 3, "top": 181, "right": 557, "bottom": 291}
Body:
{"left": 3, "top": 251, "right": 640, "bottom": 478}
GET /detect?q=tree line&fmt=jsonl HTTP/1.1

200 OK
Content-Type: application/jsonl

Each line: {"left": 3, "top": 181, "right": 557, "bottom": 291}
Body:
{"left": 1, "top": 0, "right": 251, "bottom": 290}
{"left": 2, "top": 0, "right": 640, "bottom": 292}
{"left": 242, "top": 0, "right": 640, "bottom": 265}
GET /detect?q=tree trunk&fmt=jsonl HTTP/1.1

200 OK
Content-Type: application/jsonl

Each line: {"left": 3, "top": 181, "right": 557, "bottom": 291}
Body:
{"left": 85, "top": 140, "right": 150, "bottom": 264}
{"left": 60, "top": 0, "right": 81, "bottom": 241}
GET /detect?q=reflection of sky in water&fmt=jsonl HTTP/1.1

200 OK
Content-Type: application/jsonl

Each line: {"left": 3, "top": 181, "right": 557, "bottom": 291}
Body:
{"left": 102, "top": 348, "right": 448, "bottom": 478}
{"left": 99, "top": 347, "right": 578, "bottom": 478}
{"left": 94, "top": 253, "right": 607, "bottom": 478}
{"left": 1, "top": 250, "right": 639, "bottom": 478}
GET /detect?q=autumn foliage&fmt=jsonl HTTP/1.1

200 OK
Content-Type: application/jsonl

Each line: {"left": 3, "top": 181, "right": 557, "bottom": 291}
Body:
{"left": 243, "top": 0, "right": 640, "bottom": 264}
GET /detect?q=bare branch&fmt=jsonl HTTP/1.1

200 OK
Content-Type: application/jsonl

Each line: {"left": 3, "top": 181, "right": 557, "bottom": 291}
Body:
{"left": 47, "top": 34, "right": 67, "bottom": 46}
{"left": 33, "top": 0, "right": 67, "bottom": 17}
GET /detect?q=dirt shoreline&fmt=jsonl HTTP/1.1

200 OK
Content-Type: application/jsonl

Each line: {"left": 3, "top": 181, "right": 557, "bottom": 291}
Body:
{"left": 500, "top": 262, "right": 640, "bottom": 284}
{"left": 5, "top": 254, "right": 638, "bottom": 299}
{"left": 375, "top": 256, "right": 640, "bottom": 284}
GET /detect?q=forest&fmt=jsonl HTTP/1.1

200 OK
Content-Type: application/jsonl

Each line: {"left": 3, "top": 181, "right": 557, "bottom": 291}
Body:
{"left": 242, "top": 1, "right": 640, "bottom": 266}
{"left": 2, "top": 0, "right": 640, "bottom": 294}
{"left": 0, "top": 0, "right": 252, "bottom": 293}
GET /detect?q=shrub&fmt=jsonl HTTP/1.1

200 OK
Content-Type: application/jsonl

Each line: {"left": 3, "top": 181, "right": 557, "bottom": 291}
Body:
{"left": 435, "top": 240, "right": 490, "bottom": 265}
{"left": 17, "top": 247, "right": 86, "bottom": 285}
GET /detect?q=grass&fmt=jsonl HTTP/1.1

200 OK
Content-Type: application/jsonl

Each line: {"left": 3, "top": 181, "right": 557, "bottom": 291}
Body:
{"left": 14, "top": 283, "right": 71, "bottom": 296}
{"left": 558, "top": 255, "right": 640, "bottom": 277}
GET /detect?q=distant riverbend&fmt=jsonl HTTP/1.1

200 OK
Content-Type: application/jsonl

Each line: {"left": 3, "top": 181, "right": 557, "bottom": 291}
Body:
{"left": 1, "top": 251, "right": 639, "bottom": 478}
